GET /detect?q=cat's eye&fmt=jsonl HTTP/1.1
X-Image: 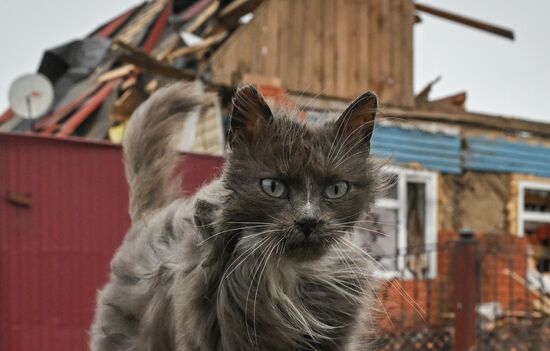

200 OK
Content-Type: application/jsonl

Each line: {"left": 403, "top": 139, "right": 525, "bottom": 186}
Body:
{"left": 323, "top": 181, "right": 349, "bottom": 199}
{"left": 261, "top": 179, "right": 287, "bottom": 198}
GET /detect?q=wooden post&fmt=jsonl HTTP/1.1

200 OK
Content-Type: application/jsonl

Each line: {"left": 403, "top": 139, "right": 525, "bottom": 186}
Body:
{"left": 453, "top": 229, "right": 478, "bottom": 351}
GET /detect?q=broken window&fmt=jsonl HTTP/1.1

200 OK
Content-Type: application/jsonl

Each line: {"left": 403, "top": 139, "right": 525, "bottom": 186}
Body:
{"left": 354, "top": 169, "right": 438, "bottom": 278}
{"left": 519, "top": 182, "right": 550, "bottom": 274}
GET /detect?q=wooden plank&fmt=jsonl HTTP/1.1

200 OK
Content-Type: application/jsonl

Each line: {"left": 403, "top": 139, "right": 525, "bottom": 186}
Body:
{"left": 249, "top": 3, "right": 265, "bottom": 75}
{"left": 277, "top": 0, "right": 292, "bottom": 87}
{"left": 383, "top": 107, "right": 550, "bottom": 138}
{"left": 301, "top": 0, "right": 322, "bottom": 94}
{"left": 345, "top": 0, "right": 360, "bottom": 97}
{"left": 386, "top": 0, "right": 401, "bottom": 103}
{"left": 167, "top": 31, "right": 228, "bottom": 60}
{"left": 114, "top": 40, "right": 195, "bottom": 80}
{"left": 142, "top": 0, "right": 172, "bottom": 54}
{"left": 415, "top": 3, "right": 514, "bottom": 40}
{"left": 358, "top": 0, "right": 370, "bottom": 92}
{"left": 209, "top": 0, "right": 276, "bottom": 85}
{"left": 334, "top": 1, "right": 348, "bottom": 96}
{"left": 185, "top": 0, "right": 219, "bottom": 33}
{"left": 111, "top": 88, "right": 146, "bottom": 122}
{"left": 218, "top": 0, "right": 264, "bottom": 29}
{"left": 401, "top": 0, "right": 415, "bottom": 106}
{"left": 176, "top": 0, "right": 212, "bottom": 22}
{"left": 321, "top": 0, "right": 336, "bottom": 95}
{"left": 368, "top": 0, "right": 381, "bottom": 94}
{"left": 116, "top": 0, "right": 168, "bottom": 44}
{"left": 263, "top": 0, "right": 279, "bottom": 77}
{"left": 97, "top": 64, "right": 135, "bottom": 83}
{"left": 288, "top": 0, "right": 304, "bottom": 90}
{"left": 240, "top": 10, "right": 256, "bottom": 79}
{"left": 379, "top": 0, "right": 392, "bottom": 102}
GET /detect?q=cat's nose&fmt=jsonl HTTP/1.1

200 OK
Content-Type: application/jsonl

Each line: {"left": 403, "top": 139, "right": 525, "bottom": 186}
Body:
{"left": 295, "top": 218, "right": 319, "bottom": 237}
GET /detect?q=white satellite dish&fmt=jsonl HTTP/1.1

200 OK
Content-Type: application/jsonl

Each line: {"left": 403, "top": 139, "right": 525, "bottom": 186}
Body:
{"left": 8, "top": 73, "right": 54, "bottom": 119}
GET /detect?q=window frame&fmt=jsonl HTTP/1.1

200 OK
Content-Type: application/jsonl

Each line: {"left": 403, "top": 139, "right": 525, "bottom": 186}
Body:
{"left": 373, "top": 166, "right": 439, "bottom": 279}
{"left": 517, "top": 181, "right": 550, "bottom": 237}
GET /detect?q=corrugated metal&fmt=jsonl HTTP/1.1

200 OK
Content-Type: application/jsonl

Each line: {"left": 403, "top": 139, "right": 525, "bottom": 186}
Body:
{"left": 464, "top": 136, "right": 550, "bottom": 177}
{"left": 371, "top": 125, "right": 462, "bottom": 174}
{"left": 0, "top": 133, "right": 223, "bottom": 351}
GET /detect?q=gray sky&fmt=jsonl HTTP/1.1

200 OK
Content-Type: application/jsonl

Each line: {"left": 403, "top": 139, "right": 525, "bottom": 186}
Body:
{"left": 1, "top": 0, "right": 549, "bottom": 122}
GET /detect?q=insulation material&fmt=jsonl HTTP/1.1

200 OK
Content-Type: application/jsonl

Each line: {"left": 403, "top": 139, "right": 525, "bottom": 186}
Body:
{"left": 441, "top": 172, "right": 510, "bottom": 233}
{"left": 179, "top": 93, "right": 224, "bottom": 155}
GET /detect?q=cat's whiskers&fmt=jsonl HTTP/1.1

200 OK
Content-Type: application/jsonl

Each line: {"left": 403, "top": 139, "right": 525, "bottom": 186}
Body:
{"left": 252, "top": 236, "right": 282, "bottom": 349}
{"left": 333, "top": 240, "right": 394, "bottom": 326}
{"left": 197, "top": 224, "right": 273, "bottom": 246}
{"left": 221, "top": 236, "right": 271, "bottom": 281}
{"left": 330, "top": 129, "right": 368, "bottom": 166}
{"left": 326, "top": 95, "right": 359, "bottom": 163}
{"left": 300, "top": 88, "right": 328, "bottom": 112}
{"left": 334, "top": 237, "right": 427, "bottom": 322}
{"left": 216, "top": 236, "right": 273, "bottom": 318}
{"left": 334, "top": 225, "right": 390, "bottom": 237}
{"left": 335, "top": 218, "right": 397, "bottom": 227}
{"left": 239, "top": 228, "right": 281, "bottom": 243}
{"left": 333, "top": 148, "right": 370, "bottom": 169}
{"left": 329, "top": 119, "right": 376, "bottom": 166}
{"left": 331, "top": 212, "right": 363, "bottom": 224}
{"left": 332, "top": 243, "right": 366, "bottom": 297}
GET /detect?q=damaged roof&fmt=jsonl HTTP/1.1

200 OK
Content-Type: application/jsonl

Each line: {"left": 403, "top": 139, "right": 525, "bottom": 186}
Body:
{"left": 1, "top": 0, "right": 550, "bottom": 178}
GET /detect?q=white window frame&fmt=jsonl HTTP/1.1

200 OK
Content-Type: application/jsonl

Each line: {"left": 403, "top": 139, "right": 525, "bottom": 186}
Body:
{"left": 374, "top": 166, "right": 438, "bottom": 279}
{"left": 517, "top": 181, "right": 550, "bottom": 237}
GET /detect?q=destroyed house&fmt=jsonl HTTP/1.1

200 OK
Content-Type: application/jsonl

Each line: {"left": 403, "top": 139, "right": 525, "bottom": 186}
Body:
{"left": 2, "top": 0, "right": 548, "bottom": 278}
{"left": 1, "top": 1, "right": 549, "bottom": 348}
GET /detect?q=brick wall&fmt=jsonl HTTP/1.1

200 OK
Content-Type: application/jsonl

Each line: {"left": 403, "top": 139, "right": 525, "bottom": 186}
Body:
{"left": 377, "top": 231, "right": 534, "bottom": 331}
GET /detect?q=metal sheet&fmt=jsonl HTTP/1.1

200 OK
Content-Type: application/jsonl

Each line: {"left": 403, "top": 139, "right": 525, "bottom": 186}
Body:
{"left": 464, "top": 136, "right": 550, "bottom": 177}
{"left": 0, "top": 133, "right": 223, "bottom": 351}
{"left": 372, "top": 125, "right": 462, "bottom": 174}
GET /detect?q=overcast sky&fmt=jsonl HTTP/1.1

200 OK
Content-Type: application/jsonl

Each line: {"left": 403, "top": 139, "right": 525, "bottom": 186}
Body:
{"left": 1, "top": 0, "right": 549, "bottom": 122}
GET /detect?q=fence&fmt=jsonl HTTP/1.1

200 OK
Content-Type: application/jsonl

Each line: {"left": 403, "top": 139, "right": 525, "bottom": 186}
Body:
{"left": 370, "top": 231, "right": 550, "bottom": 351}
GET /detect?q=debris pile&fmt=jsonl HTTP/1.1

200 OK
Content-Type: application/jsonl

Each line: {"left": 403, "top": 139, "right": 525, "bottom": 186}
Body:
{"left": 0, "top": 0, "right": 265, "bottom": 154}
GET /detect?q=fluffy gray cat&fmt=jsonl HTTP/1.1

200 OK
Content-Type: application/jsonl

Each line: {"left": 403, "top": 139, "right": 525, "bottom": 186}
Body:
{"left": 90, "top": 82, "right": 381, "bottom": 351}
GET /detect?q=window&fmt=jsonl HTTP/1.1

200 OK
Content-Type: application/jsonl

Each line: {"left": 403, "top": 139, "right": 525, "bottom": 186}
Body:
{"left": 518, "top": 181, "right": 550, "bottom": 273}
{"left": 354, "top": 168, "right": 438, "bottom": 279}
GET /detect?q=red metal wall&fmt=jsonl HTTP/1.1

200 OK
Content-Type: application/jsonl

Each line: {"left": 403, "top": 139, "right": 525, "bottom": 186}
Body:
{"left": 0, "top": 132, "right": 223, "bottom": 351}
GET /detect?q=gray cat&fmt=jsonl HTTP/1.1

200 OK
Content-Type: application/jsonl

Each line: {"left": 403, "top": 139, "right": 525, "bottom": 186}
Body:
{"left": 90, "top": 82, "right": 381, "bottom": 351}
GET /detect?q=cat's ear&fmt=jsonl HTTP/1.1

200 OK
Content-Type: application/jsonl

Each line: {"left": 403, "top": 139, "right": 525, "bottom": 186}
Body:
{"left": 335, "top": 91, "right": 378, "bottom": 146}
{"left": 229, "top": 85, "right": 273, "bottom": 144}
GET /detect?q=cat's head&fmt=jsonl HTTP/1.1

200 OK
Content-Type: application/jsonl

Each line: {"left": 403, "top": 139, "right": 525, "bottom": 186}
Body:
{"left": 222, "top": 85, "right": 378, "bottom": 260}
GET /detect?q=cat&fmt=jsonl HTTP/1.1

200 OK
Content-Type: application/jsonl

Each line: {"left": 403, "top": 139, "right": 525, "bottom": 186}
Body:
{"left": 90, "top": 82, "right": 382, "bottom": 351}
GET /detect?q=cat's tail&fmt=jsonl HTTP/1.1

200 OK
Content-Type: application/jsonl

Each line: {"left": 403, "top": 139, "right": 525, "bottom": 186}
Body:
{"left": 123, "top": 82, "right": 205, "bottom": 220}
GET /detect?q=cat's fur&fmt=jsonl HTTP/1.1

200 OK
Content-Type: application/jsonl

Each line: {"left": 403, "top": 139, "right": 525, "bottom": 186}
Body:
{"left": 90, "top": 82, "right": 381, "bottom": 351}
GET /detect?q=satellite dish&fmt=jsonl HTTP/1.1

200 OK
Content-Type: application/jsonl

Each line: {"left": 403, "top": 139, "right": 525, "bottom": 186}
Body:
{"left": 8, "top": 73, "right": 54, "bottom": 119}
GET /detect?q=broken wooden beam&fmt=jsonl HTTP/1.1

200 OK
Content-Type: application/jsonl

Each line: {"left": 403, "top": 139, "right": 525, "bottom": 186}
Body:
{"left": 415, "top": 3, "right": 514, "bottom": 40}
{"left": 97, "top": 64, "right": 136, "bottom": 83}
{"left": 113, "top": 40, "right": 195, "bottom": 80}
{"left": 167, "top": 31, "right": 227, "bottom": 60}
{"left": 185, "top": 0, "right": 220, "bottom": 33}
{"left": 218, "top": 0, "right": 263, "bottom": 29}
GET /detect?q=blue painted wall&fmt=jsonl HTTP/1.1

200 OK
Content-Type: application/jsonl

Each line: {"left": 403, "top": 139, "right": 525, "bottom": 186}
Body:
{"left": 371, "top": 126, "right": 550, "bottom": 177}
{"left": 464, "top": 136, "right": 550, "bottom": 177}
{"left": 371, "top": 126, "right": 462, "bottom": 174}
